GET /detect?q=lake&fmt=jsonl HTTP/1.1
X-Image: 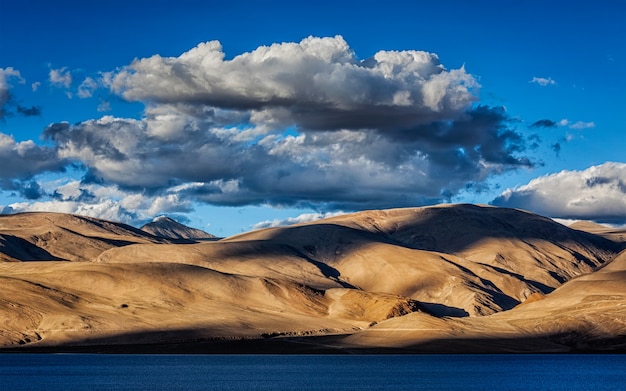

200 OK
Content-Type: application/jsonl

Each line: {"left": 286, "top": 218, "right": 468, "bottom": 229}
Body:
{"left": 1, "top": 354, "right": 624, "bottom": 390}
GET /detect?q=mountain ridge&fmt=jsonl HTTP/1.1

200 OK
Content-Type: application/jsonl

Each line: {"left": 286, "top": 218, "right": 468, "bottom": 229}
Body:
{"left": 0, "top": 204, "right": 624, "bottom": 352}
{"left": 0, "top": 212, "right": 165, "bottom": 262}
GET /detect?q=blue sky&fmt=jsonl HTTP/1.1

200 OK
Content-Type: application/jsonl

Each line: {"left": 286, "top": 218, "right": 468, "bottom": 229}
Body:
{"left": 1, "top": 0, "right": 625, "bottom": 236}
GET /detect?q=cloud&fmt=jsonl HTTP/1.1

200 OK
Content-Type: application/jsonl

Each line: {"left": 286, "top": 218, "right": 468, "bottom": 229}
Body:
{"left": 527, "top": 118, "right": 593, "bottom": 155}
{"left": 32, "top": 82, "right": 41, "bottom": 92}
{"left": 491, "top": 162, "right": 626, "bottom": 224}
{"left": 2, "top": 179, "right": 196, "bottom": 226}
{"left": 16, "top": 105, "right": 41, "bottom": 116}
{"left": 568, "top": 121, "right": 595, "bottom": 130}
{"left": 43, "top": 102, "right": 535, "bottom": 210}
{"left": 110, "top": 36, "right": 478, "bottom": 131}
{"left": 6, "top": 37, "right": 540, "bottom": 217}
{"left": 3, "top": 197, "right": 139, "bottom": 224}
{"left": 251, "top": 211, "right": 347, "bottom": 230}
{"left": 530, "top": 119, "right": 558, "bottom": 128}
{"left": 77, "top": 77, "right": 99, "bottom": 98}
{"left": 0, "top": 133, "right": 66, "bottom": 181}
{"left": 0, "top": 68, "right": 41, "bottom": 118}
{"left": 97, "top": 99, "right": 111, "bottom": 112}
{"left": 530, "top": 77, "right": 556, "bottom": 86}
{"left": 49, "top": 67, "right": 72, "bottom": 88}
{"left": 0, "top": 67, "right": 25, "bottom": 119}
{"left": 15, "top": 180, "right": 45, "bottom": 200}
{"left": 556, "top": 119, "right": 595, "bottom": 130}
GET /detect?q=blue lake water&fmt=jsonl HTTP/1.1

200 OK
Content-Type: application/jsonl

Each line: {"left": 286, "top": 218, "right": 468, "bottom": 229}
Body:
{"left": 0, "top": 354, "right": 624, "bottom": 390}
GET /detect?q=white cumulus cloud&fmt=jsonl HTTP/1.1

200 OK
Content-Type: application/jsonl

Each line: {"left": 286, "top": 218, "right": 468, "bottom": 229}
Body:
{"left": 1, "top": 179, "right": 196, "bottom": 226}
{"left": 110, "top": 35, "right": 478, "bottom": 131}
{"left": 491, "top": 162, "right": 626, "bottom": 224}
{"left": 6, "top": 37, "right": 539, "bottom": 215}
{"left": 49, "top": 67, "right": 72, "bottom": 88}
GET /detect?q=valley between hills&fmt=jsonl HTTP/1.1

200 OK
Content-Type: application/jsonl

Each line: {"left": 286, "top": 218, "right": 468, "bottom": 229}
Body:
{"left": 1, "top": 204, "right": 625, "bottom": 353}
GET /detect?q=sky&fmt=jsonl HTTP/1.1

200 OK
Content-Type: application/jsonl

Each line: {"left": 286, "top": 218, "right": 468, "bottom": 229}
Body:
{"left": 1, "top": 0, "right": 625, "bottom": 236}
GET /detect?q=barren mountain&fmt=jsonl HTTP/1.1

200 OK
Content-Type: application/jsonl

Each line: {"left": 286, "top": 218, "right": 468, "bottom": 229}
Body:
{"left": 140, "top": 216, "right": 217, "bottom": 241}
{"left": 0, "top": 204, "right": 623, "bottom": 352}
{"left": 342, "top": 247, "right": 626, "bottom": 352}
{"left": 223, "top": 204, "right": 619, "bottom": 315}
{"left": 0, "top": 212, "right": 164, "bottom": 262}
{"left": 569, "top": 220, "right": 626, "bottom": 245}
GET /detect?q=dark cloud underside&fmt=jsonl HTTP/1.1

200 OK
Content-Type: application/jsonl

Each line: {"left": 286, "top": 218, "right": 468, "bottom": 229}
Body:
{"left": 4, "top": 37, "right": 547, "bottom": 220}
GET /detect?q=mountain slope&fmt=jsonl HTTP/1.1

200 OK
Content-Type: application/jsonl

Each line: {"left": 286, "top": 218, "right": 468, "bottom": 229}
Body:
{"left": 342, "top": 247, "right": 626, "bottom": 352}
{"left": 0, "top": 204, "right": 623, "bottom": 352}
{"left": 223, "top": 204, "right": 619, "bottom": 315}
{"left": 0, "top": 260, "right": 419, "bottom": 347}
{"left": 0, "top": 212, "right": 164, "bottom": 262}
{"left": 140, "top": 216, "right": 217, "bottom": 241}
{"left": 569, "top": 220, "right": 626, "bottom": 246}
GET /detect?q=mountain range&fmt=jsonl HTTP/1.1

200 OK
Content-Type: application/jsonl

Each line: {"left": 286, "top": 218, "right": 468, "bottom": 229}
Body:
{"left": 0, "top": 204, "right": 624, "bottom": 353}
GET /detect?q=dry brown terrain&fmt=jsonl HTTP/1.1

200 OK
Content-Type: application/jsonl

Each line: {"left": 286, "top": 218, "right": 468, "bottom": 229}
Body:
{"left": 570, "top": 220, "right": 626, "bottom": 244}
{"left": 0, "top": 204, "right": 624, "bottom": 353}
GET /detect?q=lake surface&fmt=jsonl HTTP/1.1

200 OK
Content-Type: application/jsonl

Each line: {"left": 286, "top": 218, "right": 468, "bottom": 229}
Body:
{"left": 1, "top": 354, "right": 624, "bottom": 390}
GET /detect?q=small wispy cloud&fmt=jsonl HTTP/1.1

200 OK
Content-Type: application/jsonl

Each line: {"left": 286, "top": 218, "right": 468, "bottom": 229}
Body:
{"left": 77, "top": 77, "right": 99, "bottom": 98}
{"left": 569, "top": 121, "right": 595, "bottom": 130}
{"left": 558, "top": 119, "right": 595, "bottom": 129}
{"left": 97, "top": 99, "right": 111, "bottom": 112}
{"left": 530, "top": 76, "right": 556, "bottom": 86}
{"left": 49, "top": 67, "right": 72, "bottom": 88}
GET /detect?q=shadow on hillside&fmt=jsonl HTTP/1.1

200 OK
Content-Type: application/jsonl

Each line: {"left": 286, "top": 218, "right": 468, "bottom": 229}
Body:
{"left": 208, "top": 205, "right": 622, "bottom": 319}
{"left": 60, "top": 227, "right": 165, "bottom": 247}
{"left": 232, "top": 205, "right": 620, "bottom": 263}
{"left": 210, "top": 236, "right": 359, "bottom": 289}
{"left": 419, "top": 302, "right": 469, "bottom": 317}
{"left": 0, "top": 234, "right": 62, "bottom": 261}
{"left": 477, "top": 263, "right": 556, "bottom": 294}
{"left": 377, "top": 204, "right": 621, "bottom": 255}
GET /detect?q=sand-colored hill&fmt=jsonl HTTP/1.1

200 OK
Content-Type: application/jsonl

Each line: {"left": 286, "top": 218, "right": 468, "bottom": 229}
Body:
{"left": 341, "top": 248, "right": 626, "bottom": 352}
{"left": 0, "top": 205, "right": 624, "bottom": 352}
{"left": 569, "top": 220, "right": 626, "bottom": 246}
{"left": 0, "top": 260, "right": 418, "bottom": 347}
{"left": 223, "top": 205, "right": 619, "bottom": 315}
{"left": 0, "top": 212, "right": 163, "bottom": 262}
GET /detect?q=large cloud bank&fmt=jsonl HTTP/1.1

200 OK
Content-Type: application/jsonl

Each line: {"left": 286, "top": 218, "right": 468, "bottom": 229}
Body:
{"left": 110, "top": 36, "right": 478, "bottom": 131}
{"left": 4, "top": 36, "right": 543, "bottom": 223}
{"left": 492, "top": 162, "right": 626, "bottom": 224}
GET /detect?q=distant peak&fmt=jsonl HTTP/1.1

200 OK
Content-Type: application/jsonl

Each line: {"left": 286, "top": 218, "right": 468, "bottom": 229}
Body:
{"left": 141, "top": 215, "right": 216, "bottom": 240}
